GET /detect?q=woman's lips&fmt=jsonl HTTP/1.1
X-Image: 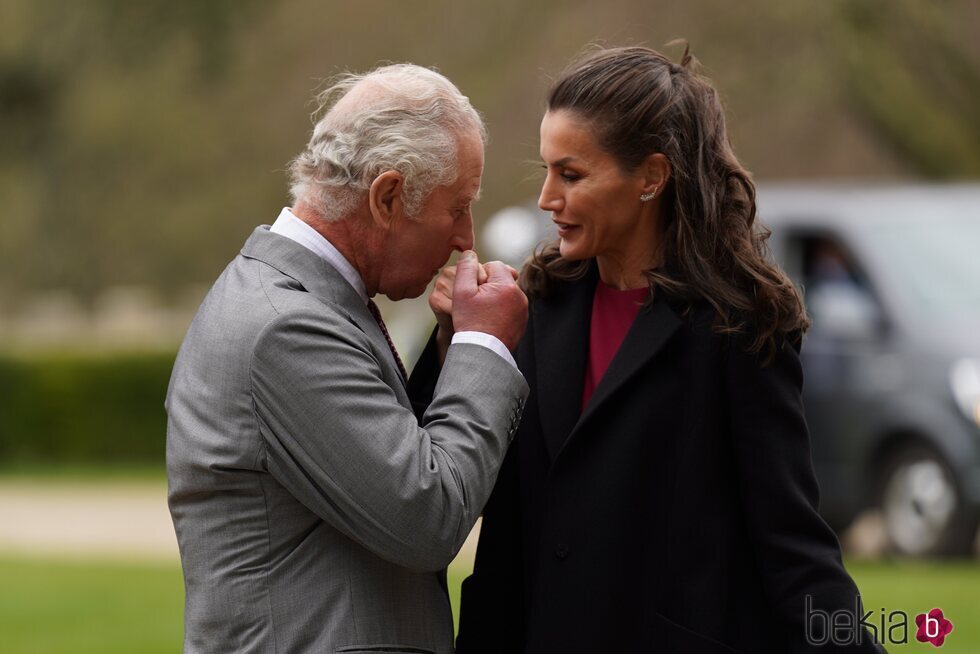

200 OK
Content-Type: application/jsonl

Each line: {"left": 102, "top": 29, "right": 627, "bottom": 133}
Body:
{"left": 554, "top": 220, "right": 580, "bottom": 238}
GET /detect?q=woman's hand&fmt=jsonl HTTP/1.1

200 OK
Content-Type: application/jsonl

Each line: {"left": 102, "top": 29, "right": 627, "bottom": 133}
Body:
{"left": 429, "top": 266, "right": 460, "bottom": 350}
{"left": 430, "top": 264, "right": 487, "bottom": 364}
{"left": 428, "top": 261, "right": 517, "bottom": 364}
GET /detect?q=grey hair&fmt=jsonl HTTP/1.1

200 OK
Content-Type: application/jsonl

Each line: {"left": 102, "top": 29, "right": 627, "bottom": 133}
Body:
{"left": 288, "top": 64, "right": 487, "bottom": 221}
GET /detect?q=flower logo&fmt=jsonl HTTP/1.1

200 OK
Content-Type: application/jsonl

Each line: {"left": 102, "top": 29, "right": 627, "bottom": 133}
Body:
{"left": 915, "top": 608, "right": 953, "bottom": 647}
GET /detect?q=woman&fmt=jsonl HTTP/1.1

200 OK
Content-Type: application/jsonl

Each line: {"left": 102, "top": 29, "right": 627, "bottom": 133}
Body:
{"left": 431, "top": 46, "right": 883, "bottom": 653}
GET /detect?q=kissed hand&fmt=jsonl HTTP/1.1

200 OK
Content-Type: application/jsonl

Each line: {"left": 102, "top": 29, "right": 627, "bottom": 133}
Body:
{"left": 429, "top": 252, "right": 524, "bottom": 353}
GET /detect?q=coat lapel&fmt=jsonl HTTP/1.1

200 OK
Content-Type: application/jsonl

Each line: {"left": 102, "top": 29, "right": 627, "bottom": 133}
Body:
{"left": 533, "top": 267, "right": 597, "bottom": 462}
{"left": 554, "top": 288, "right": 683, "bottom": 462}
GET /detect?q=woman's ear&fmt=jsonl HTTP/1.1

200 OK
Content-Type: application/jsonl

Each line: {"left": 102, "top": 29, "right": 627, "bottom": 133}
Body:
{"left": 640, "top": 153, "right": 671, "bottom": 198}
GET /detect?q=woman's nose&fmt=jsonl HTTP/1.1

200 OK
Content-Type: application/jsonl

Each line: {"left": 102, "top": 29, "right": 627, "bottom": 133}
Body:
{"left": 538, "top": 177, "right": 563, "bottom": 212}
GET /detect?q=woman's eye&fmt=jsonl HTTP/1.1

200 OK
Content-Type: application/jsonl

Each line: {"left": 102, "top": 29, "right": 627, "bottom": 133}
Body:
{"left": 540, "top": 163, "right": 580, "bottom": 182}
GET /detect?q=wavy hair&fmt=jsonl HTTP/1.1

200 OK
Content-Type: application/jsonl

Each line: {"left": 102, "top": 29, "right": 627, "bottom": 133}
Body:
{"left": 522, "top": 44, "right": 809, "bottom": 359}
{"left": 288, "top": 64, "right": 486, "bottom": 221}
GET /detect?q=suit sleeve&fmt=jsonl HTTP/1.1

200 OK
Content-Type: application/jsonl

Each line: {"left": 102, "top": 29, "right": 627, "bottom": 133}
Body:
{"left": 728, "top": 335, "right": 885, "bottom": 653}
{"left": 249, "top": 308, "right": 528, "bottom": 572}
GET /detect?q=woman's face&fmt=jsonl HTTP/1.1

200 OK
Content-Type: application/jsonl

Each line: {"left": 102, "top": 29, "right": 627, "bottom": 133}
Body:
{"left": 538, "top": 110, "right": 650, "bottom": 263}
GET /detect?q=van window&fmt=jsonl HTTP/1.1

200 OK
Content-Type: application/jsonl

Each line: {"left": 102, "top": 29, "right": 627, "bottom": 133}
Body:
{"left": 790, "top": 234, "right": 882, "bottom": 339}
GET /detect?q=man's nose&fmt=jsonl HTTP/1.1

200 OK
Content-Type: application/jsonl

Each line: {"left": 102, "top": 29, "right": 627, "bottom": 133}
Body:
{"left": 452, "top": 213, "right": 475, "bottom": 252}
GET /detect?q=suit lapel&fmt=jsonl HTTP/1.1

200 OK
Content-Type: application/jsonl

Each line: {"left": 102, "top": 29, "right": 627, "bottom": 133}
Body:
{"left": 533, "top": 267, "right": 596, "bottom": 462}
{"left": 555, "top": 289, "right": 683, "bottom": 462}
{"left": 240, "top": 226, "right": 408, "bottom": 395}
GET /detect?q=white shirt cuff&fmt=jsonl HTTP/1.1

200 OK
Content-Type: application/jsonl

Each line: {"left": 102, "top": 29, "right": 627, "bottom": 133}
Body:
{"left": 451, "top": 331, "right": 518, "bottom": 370}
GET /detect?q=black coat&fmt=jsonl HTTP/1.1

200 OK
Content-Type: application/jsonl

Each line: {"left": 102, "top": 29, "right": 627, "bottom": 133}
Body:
{"left": 453, "top": 266, "right": 883, "bottom": 654}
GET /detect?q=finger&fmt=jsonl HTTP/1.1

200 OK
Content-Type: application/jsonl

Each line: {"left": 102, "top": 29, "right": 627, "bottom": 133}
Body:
{"left": 477, "top": 263, "right": 489, "bottom": 285}
{"left": 453, "top": 250, "right": 480, "bottom": 296}
{"left": 506, "top": 265, "right": 519, "bottom": 280}
{"left": 430, "top": 294, "right": 452, "bottom": 314}
{"left": 435, "top": 279, "right": 454, "bottom": 299}
{"left": 436, "top": 271, "right": 454, "bottom": 292}
{"left": 484, "top": 260, "right": 516, "bottom": 284}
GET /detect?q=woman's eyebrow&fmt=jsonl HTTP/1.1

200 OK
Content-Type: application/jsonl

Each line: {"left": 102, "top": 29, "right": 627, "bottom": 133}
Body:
{"left": 542, "top": 156, "right": 577, "bottom": 167}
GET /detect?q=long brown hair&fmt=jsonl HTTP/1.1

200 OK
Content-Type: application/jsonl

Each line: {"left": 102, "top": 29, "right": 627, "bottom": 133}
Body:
{"left": 522, "top": 44, "right": 809, "bottom": 359}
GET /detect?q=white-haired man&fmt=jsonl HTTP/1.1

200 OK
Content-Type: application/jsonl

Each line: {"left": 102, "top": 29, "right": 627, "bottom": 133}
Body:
{"left": 166, "top": 64, "right": 529, "bottom": 654}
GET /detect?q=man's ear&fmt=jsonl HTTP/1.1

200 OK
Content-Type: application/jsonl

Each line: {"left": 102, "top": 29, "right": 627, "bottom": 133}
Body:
{"left": 368, "top": 171, "right": 406, "bottom": 230}
{"left": 640, "top": 153, "right": 671, "bottom": 197}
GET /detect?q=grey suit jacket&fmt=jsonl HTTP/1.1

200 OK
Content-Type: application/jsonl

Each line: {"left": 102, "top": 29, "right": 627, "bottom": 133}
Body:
{"left": 166, "top": 226, "right": 528, "bottom": 654}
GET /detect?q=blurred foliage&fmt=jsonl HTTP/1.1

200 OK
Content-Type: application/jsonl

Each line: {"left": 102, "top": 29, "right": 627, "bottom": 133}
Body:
{"left": 835, "top": 0, "right": 980, "bottom": 178}
{"left": 0, "top": 351, "right": 173, "bottom": 464}
{"left": 0, "top": 0, "right": 977, "bottom": 307}
{"left": 90, "top": 0, "right": 264, "bottom": 79}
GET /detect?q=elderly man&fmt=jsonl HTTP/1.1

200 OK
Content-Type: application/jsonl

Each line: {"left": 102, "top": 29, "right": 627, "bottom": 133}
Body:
{"left": 166, "top": 64, "right": 529, "bottom": 654}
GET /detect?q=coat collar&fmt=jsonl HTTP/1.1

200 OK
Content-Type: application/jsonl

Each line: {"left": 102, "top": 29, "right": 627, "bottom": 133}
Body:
{"left": 239, "top": 226, "right": 407, "bottom": 390}
{"left": 533, "top": 262, "right": 683, "bottom": 462}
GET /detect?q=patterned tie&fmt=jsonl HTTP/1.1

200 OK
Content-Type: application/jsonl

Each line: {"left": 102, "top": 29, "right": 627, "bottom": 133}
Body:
{"left": 367, "top": 299, "right": 408, "bottom": 383}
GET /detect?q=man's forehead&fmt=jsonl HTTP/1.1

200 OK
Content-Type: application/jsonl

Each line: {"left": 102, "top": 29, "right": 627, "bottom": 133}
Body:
{"left": 454, "top": 130, "right": 484, "bottom": 195}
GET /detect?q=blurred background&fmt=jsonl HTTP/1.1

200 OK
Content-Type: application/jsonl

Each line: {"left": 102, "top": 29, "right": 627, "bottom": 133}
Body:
{"left": 1, "top": 0, "right": 978, "bottom": 651}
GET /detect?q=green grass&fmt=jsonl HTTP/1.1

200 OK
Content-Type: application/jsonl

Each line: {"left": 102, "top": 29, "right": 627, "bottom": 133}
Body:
{"left": 0, "top": 556, "right": 184, "bottom": 654}
{"left": 0, "top": 557, "right": 976, "bottom": 653}
{"left": 847, "top": 560, "right": 979, "bottom": 652}
{"left": 0, "top": 556, "right": 466, "bottom": 653}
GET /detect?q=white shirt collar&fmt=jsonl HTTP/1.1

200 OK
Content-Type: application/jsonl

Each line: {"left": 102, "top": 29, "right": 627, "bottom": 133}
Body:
{"left": 269, "top": 207, "right": 368, "bottom": 304}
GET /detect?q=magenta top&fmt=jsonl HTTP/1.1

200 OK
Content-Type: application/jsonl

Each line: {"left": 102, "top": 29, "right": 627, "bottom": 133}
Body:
{"left": 581, "top": 282, "right": 649, "bottom": 409}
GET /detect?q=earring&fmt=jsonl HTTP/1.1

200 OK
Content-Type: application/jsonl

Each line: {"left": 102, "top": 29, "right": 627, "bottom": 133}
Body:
{"left": 640, "top": 186, "right": 658, "bottom": 202}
